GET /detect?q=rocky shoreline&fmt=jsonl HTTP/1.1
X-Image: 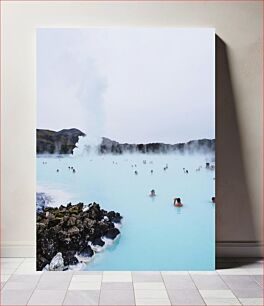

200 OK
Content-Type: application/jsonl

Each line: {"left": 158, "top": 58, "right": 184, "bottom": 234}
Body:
{"left": 37, "top": 202, "right": 122, "bottom": 271}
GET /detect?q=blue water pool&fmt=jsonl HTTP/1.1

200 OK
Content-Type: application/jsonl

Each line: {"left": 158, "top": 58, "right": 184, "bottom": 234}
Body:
{"left": 37, "top": 153, "right": 215, "bottom": 270}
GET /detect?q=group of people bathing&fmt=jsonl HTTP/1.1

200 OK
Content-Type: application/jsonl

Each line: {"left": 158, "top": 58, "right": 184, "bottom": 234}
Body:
{"left": 149, "top": 189, "right": 183, "bottom": 207}
{"left": 149, "top": 189, "right": 215, "bottom": 207}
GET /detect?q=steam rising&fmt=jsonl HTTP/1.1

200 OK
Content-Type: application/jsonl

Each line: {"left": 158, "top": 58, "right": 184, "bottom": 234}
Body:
{"left": 73, "top": 60, "right": 107, "bottom": 156}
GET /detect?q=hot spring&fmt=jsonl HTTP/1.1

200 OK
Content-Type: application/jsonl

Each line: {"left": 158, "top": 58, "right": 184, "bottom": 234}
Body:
{"left": 37, "top": 153, "right": 215, "bottom": 270}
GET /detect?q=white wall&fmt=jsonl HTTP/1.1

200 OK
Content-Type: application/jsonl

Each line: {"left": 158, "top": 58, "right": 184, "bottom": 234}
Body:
{"left": 1, "top": 1, "right": 262, "bottom": 257}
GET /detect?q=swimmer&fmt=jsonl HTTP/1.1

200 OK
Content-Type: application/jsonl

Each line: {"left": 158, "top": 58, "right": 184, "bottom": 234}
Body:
{"left": 186, "top": 170, "right": 188, "bottom": 174}
{"left": 134, "top": 171, "right": 138, "bottom": 175}
{"left": 149, "top": 189, "right": 156, "bottom": 197}
{"left": 212, "top": 197, "right": 215, "bottom": 203}
{"left": 56, "top": 169, "right": 59, "bottom": 173}
{"left": 151, "top": 170, "right": 153, "bottom": 174}
{"left": 73, "top": 169, "right": 76, "bottom": 173}
{"left": 174, "top": 198, "right": 183, "bottom": 207}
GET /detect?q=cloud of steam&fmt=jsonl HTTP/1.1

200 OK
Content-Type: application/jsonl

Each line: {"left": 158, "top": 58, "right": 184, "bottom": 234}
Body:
{"left": 73, "top": 59, "right": 107, "bottom": 156}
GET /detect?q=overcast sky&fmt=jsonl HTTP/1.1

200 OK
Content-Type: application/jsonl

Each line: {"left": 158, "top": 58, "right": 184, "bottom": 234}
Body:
{"left": 37, "top": 28, "right": 215, "bottom": 144}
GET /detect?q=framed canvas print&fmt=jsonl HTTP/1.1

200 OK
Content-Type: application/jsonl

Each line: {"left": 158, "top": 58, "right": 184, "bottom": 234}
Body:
{"left": 36, "top": 28, "right": 215, "bottom": 271}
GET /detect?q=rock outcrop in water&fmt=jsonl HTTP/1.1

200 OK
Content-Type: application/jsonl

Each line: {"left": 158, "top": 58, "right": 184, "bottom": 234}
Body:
{"left": 37, "top": 128, "right": 215, "bottom": 155}
{"left": 37, "top": 128, "right": 85, "bottom": 154}
{"left": 36, "top": 202, "right": 122, "bottom": 271}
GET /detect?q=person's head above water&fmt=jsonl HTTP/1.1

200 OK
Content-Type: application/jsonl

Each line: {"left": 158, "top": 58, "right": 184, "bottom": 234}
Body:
{"left": 150, "top": 189, "right": 156, "bottom": 196}
{"left": 176, "top": 198, "right": 181, "bottom": 203}
{"left": 212, "top": 197, "right": 215, "bottom": 203}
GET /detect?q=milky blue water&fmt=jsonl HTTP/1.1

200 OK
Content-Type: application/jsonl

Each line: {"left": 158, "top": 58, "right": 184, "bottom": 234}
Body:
{"left": 37, "top": 153, "right": 215, "bottom": 271}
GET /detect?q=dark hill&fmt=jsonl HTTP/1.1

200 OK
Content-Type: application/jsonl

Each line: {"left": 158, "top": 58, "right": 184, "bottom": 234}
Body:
{"left": 37, "top": 128, "right": 85, "bottom": 154}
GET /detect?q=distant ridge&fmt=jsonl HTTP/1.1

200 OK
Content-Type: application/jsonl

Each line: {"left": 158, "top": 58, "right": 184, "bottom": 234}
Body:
{"left": 37, "top": 128, "right": 215, "bottom": 154}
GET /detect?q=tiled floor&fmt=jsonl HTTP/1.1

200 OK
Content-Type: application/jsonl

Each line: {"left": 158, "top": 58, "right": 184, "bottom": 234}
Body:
{"left": 0, "top": 258, "right": 263, "bottom": 305}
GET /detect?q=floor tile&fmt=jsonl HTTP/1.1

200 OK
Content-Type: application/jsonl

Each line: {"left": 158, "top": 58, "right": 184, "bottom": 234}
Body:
{"left": 101, "top": 281, "right": 133, "bottom": 290}
{"left": 37, "top": 271, "right": 72, "bottom": 290}
{"left": 8, "top": 274, "right": 40, "bottom": 283}
{"left": 167, "top": 289, "right": 205, "bottom": 305}
{"left": 1, "top": 262, "right": 21, "bottom": 269}
{"left": 73, "top": 271, "right": 102, "bottom": 275}
{"left": 132, "top": 272, "right": 162, "bottom": 282}
{"left": 191, "top": 274, "right": 228, "bottom": 290}
{"left": 199, "top": 289, "right": 236, "bottom": 298}
{"left": 231, "top": 288, "right": 263, "bottom": 298}
{"left": 99, "top": 289, "right": 135, "bottom": 305}
{"left": 221, "top": 275, "right": 261, "bottom": 290}
{"left": 135, "top": 289, "right": 169, "bottom": 299}
{"left": 217, "top": 268, "right": 249, "bottom": 275}
{"left": 135, "top": 298, "right": 171, "bottom": 305}
{"left": 239, "top": 298, "right": 263, "bottom": 305}
{"left": 69, "top": 281, "right": 101, "bottom": 290}
{"left": 203, "top": 297, "right": 241, "bottom": 305}
{"left": 5, "top": 275, "right": 38, "bottom": 290}
{"left": 1, "top": 288, "right": 33, "bottom": 305}
{"left": 14, "top": 262, "right": 41, "bottom": 275}
{"left": 71, "top": 274, "right": 102, "bottom": 282}
{"left": 163, "top": 275, "right": 196, "bottom": 289}
{"left": 161, "top": 271, "right": 189, "bottom": 275}
{"left": 63, "top": 289, "right": 100, "bottom": 305}
{"left": 189, "top": 271, "right": 217, "bottom": 275}
{"left": 252, "top": 275, "right": 263, "bottom": 287}
{"left": 134, "top": 282, "right": 166, "bottom": 290}
{"left": 102, "top": 271, "right": 132, "bottom": 282}
{"left": 28, "top": 289, "right": 66, "bottom": 305}
{"left": 245, "top": 268, "right": 263, "bottom": 275}
{"left": 1, "top": 275, "right": 11, "bottom": 282}
{"left": 1, "top": 266, "right": 18, "bottom": 274}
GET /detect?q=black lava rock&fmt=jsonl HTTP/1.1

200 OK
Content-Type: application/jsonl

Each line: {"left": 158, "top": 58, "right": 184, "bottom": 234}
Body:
{"left": 36, "top": 202, "right": 122, "bottom": 271}
{"left": 105, "top": 228, "right": 120, "bottom": 240}
{"left": 79, "top": 245, "right": 94, "bottom": 258}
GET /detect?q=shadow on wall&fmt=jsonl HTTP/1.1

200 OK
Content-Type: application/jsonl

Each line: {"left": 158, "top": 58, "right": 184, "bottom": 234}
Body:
{"left": 216, "top": 36, "right": 258, "bottom": 255}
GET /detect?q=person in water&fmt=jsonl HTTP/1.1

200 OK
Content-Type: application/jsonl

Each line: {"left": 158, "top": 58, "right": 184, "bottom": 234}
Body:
{"left": 151, "top": 170, "right": 153, "bottom": 174}
{"left": 174, "top": 198, "right": 183, "bottom": 207}
{"left": 212, "top": 197, "right": 215, "bottom": 203}
{"left": 149, "top": 189, "right": 156, "bottom": 197}
{"left": 134, "top": 170, "right": 138, "bottom": 175}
